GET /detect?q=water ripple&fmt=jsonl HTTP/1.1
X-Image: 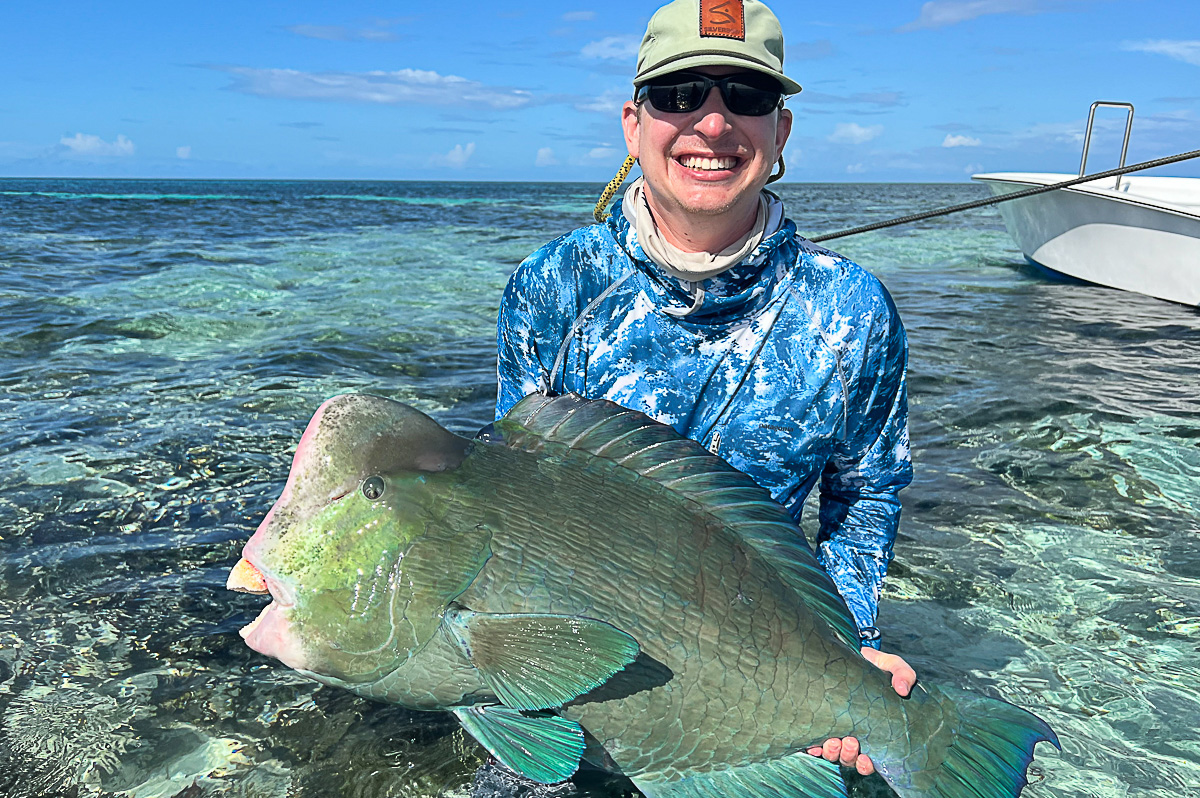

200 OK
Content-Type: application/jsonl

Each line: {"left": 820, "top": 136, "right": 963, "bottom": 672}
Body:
{"left": 1, "top": 178, "right": 1198, "bottom": 797}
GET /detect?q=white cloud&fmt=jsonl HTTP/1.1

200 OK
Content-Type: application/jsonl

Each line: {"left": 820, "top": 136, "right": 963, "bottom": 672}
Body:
{"left": 801, "top": 91, "right": 905, "bottom": 107}
{"left": 828, "top": 123, "right": 883, "bottom": 144}
{"left": 900, "top": 1, "right": 1040, "bottom": 32}
{"left": 443, "top": 142, "right": 475, "bottom": 168}
{"left": 1122, "top": 40, "right": 1200, "bottom": 67}
{"left": 286, "top": 23, "right": 401, "bottom": 42}
{"left": 59, "top": 133, "right": 135, "bottom": 157}
{"left": 535, "top": 147, "right": 559, "bottom": 167}
{"left": 220, "top": 67, "right": 535, "bottom": 110}
{"left": 963, "top": 163, "right": 985, "bottom": 175}
{"left": 788, "top": 39, "right": 835, "bottom": 61}
{"left": 562, "top": 11, "right": 596, "bottom": 22}
{"left": 1017, "top": 120, "right": 1086, "bottom": 146}
{"left": 575, "top": 88, "right": 628, "bottom": 114}
{"left": 942, "top": 133, "right": 981, "bottom": 147}
{"left": 357, "top": 29, "right": 398, "bottom": 42}
{"left": 587, "top": 147, "right": 622, "bottom": 160}
{"left": 176, "top": 145, "right": 191, "bottom": 159}
{"left": 846, "top": 163, "right": 867, "bottom": 174}
{"left": 289, "top": 25, "right": 357, "bottom": 41}
{"left": 582, "top": 36, "right": 640, "bottom": 60}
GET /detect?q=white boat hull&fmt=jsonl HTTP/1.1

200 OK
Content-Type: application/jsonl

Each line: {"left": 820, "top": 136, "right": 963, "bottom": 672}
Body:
{"left": 972, "top": 173, "right": 1200, "bottom": 306}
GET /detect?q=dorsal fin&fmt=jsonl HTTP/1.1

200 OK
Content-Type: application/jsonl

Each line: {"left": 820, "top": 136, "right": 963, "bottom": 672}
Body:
{"left": 495, "top": 393, "right": 860, "bottom": 649}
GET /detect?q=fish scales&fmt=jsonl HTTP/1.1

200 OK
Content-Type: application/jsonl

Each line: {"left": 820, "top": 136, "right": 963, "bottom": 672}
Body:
{"left": 471, "top": 409, "right": 859, "bottom": 764}
{"left": 445, "top": 441, "right": 851, "bottom": 773}
{"left": 229, "top": 393, "right": 1059, "bottom": 798}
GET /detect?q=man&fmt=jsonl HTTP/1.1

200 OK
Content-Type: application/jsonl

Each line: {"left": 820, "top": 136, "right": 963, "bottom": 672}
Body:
{"left": 496, "top": 0, "right": 914, "bottom": 777}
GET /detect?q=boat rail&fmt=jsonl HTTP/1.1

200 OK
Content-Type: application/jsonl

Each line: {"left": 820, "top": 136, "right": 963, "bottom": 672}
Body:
{"left": 1079, "top": 101, "right": 1135, "bottom": 191}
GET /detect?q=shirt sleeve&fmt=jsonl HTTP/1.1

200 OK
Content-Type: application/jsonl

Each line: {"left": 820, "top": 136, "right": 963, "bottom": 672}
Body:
{"left": 815, "top": 277, "right": 913, "bottom": 649}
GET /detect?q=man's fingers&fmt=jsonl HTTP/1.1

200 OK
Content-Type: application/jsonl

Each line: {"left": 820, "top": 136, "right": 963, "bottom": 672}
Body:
{"left": 877, "top": 652, "right": 915, "bottom": 696}
{"left": 861, "top": 647, "right": 916, "bottom": 697}
{"left": 839, "top": 737, "right": 859, "bottom": 767}
{"left": 807, "top": 737, "right": 875, "bottom": 775}
{"left": 802, "top": 650, "right": 916, "bottom": 777}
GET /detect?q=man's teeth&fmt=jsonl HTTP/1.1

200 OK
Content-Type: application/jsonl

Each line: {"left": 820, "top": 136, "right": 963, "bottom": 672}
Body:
{"left": 679, "top": 155, "right": 737, "bottom": 171}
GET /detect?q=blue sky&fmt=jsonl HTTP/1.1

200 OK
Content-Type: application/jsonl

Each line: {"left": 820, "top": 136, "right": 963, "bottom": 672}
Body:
{"left": 2, "top": 0, "right": 1197, "bottom": 182}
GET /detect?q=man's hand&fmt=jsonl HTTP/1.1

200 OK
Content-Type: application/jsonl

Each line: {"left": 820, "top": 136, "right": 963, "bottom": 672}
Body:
{"left": 805, "top": 647, "right": 916, "bottom": 775}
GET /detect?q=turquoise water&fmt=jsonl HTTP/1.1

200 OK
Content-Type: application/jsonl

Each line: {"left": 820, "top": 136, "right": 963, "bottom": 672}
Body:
{"left": 0, "top": 179, "right": 1197, "bottom": 797}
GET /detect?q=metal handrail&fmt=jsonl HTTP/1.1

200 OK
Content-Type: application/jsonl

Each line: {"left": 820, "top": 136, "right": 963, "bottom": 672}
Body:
{"left": 1079, "top": 101, "right": 1135, "bottom": 191}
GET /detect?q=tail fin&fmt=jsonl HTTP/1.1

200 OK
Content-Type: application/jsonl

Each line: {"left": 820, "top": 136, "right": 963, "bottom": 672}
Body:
{"left": 871, "top": 683, "right": 1060, "bottom": 798}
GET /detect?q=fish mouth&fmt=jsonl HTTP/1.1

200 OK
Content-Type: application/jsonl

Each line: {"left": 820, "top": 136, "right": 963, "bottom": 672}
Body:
{"left": 228, "top": 556, "right": 309, "bottom": 669}
{"left": 228, "top": 556, "right": 296, "bottom": 603}
{"left": 227, "top": 557, "right": 269, "bottom": 595}
{"left": 227, "top": 556, "right": 296, "bottom": 637}
{"left": 238, "top": 600, "right": 275, "bottom": 640}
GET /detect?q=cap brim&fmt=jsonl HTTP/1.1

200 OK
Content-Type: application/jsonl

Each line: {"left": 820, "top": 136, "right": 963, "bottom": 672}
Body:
{"left": 635, "top": 54, "right": 802, "bottom": 96}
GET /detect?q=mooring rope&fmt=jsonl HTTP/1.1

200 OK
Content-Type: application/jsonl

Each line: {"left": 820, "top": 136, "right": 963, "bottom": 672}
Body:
{"left": 808, "top": 148, "right": 1200, "bottom": 243}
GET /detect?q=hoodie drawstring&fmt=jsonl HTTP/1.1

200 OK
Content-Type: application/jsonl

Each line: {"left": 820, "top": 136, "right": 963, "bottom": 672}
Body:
{"left": 540, "top": 271, "right": 636, "bottom": 396}
{"left": 663, "top": 282, "right": 706, "bottom": 317}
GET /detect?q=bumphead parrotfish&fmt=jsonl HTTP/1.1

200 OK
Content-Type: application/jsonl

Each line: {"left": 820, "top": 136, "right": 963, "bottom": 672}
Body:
{"left": 228, "top": 393, "right": 1059, "bottom": 798}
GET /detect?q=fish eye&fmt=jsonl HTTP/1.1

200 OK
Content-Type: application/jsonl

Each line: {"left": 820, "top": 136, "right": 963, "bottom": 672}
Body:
{"left": 361, "top": 476, "right": 385, "bottom": 501}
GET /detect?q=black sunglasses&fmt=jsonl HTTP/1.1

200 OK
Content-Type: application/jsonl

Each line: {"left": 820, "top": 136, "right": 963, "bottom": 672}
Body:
{"left": 635, "top": 71, "right": 784, "bottom": 117}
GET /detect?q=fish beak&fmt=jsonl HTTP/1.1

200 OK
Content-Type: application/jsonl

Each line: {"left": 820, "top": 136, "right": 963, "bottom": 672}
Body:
{"left": 228, "top": 557, "right": 308, "bottom": 670}
{"left": 227, "top": 558, "right": 269, "bottom": 595}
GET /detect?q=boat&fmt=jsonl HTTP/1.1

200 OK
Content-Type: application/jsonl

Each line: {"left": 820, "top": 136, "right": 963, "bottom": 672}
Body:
{"left": 972, "top": 102, "right": 1200, "bottom": 306}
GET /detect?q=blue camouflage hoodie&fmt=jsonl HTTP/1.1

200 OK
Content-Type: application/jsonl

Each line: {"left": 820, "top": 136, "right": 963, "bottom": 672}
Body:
{"left": 495, "top": 197, "right": 912, "bottom": 648}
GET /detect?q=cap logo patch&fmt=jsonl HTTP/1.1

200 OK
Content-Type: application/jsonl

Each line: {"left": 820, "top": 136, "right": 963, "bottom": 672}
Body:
{"left": 699, "top": 0, "right": 745, "bottom": 40}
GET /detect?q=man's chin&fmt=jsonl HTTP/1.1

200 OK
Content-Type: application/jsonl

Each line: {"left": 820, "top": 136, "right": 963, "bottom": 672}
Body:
{"left": 674, "top": 186, "right": 750, "bottom": 216}
{"left": 669, "top": 174, "right": 768, "bottom": 215}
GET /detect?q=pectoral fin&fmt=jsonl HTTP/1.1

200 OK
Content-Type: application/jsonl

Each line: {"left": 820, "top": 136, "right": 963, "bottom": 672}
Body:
{"left": 444, "top": 608, "right": 639, "bottom": 710}
{"left": 454, "top": 705, "right": 584, "bottom": 784}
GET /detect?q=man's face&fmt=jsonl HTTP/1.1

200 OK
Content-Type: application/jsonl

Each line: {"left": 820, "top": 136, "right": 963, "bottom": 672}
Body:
{"left": 621, "top": 66, "right": 793, "bottom": 219}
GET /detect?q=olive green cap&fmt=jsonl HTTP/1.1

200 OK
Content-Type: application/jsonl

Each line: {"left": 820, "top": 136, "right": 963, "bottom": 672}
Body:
{"left": 634, "top": 0, "right": 802, "bottom": 95}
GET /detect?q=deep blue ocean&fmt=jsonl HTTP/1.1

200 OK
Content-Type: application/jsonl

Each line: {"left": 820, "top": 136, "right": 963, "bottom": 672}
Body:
{"left": 0, "top": 179, "right": 1197, "bottom": 797}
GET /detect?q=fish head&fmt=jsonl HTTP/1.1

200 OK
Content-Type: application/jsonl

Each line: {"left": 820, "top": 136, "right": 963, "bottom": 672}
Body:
{"left": 229, "top": 393, "right": 475, "bottom": 685}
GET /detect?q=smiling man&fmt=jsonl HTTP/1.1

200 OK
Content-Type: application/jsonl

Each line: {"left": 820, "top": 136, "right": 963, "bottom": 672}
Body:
{"left": 496, "top": 0, "right": 914, "bottom": 779}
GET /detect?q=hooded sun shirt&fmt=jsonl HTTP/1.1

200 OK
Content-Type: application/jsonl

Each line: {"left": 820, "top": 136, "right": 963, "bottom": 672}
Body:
{"left": 495, "top": 196, "right": 912, "bottom": 648}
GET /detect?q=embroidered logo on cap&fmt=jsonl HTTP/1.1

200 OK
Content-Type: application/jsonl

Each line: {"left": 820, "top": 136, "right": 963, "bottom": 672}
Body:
{"left": 699, "top": 0, "right": 746, "bottom": 40}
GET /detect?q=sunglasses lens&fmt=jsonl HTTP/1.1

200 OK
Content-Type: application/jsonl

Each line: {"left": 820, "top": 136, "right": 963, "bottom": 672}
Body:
{"left": 646, "top": 81, "right": 707, "bottom": 113}
{"left": 642, "top": 73, "right": 782, "bottom": 116}
{"left": 723, "top": 82, "right": 780, "bottom": 116}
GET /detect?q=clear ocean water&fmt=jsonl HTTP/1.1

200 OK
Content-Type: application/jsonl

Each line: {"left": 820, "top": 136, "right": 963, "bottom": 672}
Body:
{"left": 0, "top": 178, "right": 1197, "bottom": 798}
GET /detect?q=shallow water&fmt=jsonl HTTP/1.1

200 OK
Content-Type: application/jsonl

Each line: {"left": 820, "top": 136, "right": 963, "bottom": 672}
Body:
{"left": 0, "top": 178, "right": 1197, "bottom": 797}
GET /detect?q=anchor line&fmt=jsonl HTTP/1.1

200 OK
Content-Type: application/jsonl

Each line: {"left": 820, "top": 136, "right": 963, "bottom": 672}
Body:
{"left": 807, "top": 149, "right": 1200, "bottom": 243}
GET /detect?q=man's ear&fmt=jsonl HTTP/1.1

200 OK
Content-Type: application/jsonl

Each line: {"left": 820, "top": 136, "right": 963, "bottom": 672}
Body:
{"left": 775, "top": 107, "right": 793, "bottom": 158}
{"left": 621, "top": 100, "right": 641, "bottom": 160}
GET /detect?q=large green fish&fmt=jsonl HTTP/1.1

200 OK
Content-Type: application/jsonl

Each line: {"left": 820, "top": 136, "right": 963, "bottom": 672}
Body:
{"left": 228, "top": 393, "right": 1059, "bottom": 798}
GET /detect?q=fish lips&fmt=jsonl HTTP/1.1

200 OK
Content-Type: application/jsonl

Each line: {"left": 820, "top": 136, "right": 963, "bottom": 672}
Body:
{"left": 227, "top": 555, "right": 308, "bottom": 671}
{"left": 239, "top": 599, "right": 309, "bottom": 672}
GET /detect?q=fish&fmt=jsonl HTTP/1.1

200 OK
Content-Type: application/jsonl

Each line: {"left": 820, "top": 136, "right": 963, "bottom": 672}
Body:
{"left": 228, "top": 392, "right": 1060, "bottom": 798}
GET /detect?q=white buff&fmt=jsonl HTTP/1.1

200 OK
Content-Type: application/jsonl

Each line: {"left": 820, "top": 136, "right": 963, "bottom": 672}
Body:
{"left": 623, "top": 177, "right": 784, "bottom": 283}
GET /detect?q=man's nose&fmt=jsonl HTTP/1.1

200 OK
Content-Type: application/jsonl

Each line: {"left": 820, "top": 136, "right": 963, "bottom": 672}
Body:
{"left": 692, "top": 90, "right": 734, "bottom": 139}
